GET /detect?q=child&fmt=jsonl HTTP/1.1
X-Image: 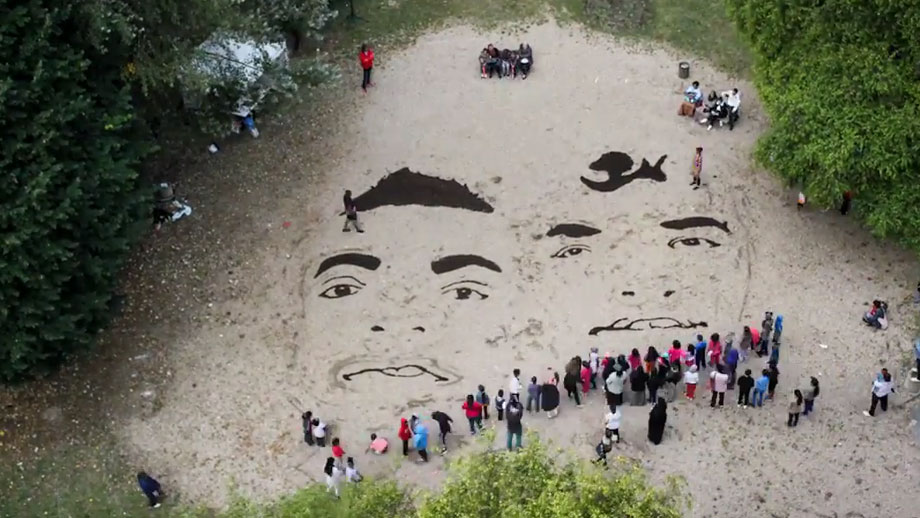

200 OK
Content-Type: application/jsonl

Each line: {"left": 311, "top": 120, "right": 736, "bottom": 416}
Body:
{"left": 366, "top": 433, "right": 388, "bottom": 454}
{"left": 345, "top": 457, "right": 363, "bottom": 483}
{"left": 478, "top": 48, "right": 490, "bottom": 78}
{"left": 802, "top": 377, "right": 819, "bottom": 415}
{"left": 759, "top": 312, "right": 773, "bottom": 356}
{"left": 787, "top": 389, "right": 803, "bottom": 427}
{"left": 324, "top": 457, "right": 342, "bottom": 498}
{"left": 580, "top": 361, "right": 592, "bottom": 396}
{"left": 753, "top": 369, "right": 769, "bottom": 407}
{"left": 690, "top": 147, "right": 703, "bottom": 189}
{"left": 331, "top": 437, "right": 345, "bottom": 468}
{"left": 594, "top": 435, "right": 612, "bottom": 468}
{"left": 684, "top": 343, "right": 696, "bottom": 370}
{"left": 526, "top": 376, "right": 541, "bottom": 412}
{"left": 772, "top": 314, "right": 784, "bottom": 345}
{"left": 495, "top": 389, "right": 506, "bottom": 421}
{"left": 628, "top": 348, "right": 642, "bottom": 371}
{"left": 668, "top": 340, "right": 684, "bottom": 372}
{"left": 766, "top": 362, "right": 780, "bottom": 399}
{"left": 708, "top": 333, "right": 722, "bottom": 366}
{"left": 694, "top": 334, "right": 708, "bottom": 369}
{"left": 797, "top": 191, "right": 806, "bottom": 210}
{"left": 476, "top": 385, "right": 490, "bottom": 420}
{"left": 462, "top": 395, "right": 483, "bottom": 434}
{"left": 302, "top": 411, "right": 315, "bottom": 446}
{"left": 312, "top": 418, "right": 327, "bottom": 447}
{"left": 737, "top": 369, "right": 754, "bottom": 407}
{"left": 684, "top": 364, "right": 699, "bottom": 399}
{"left": 398, "top": 417, "right": 412, "bottom": 455}
{"left": 589, "top": 347, "right": 600, "bottom": 389}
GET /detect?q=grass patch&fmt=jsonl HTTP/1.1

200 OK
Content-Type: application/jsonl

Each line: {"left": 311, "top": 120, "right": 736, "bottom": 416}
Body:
{"left": 326, "top": 0, "right": 751, "bottom": 77}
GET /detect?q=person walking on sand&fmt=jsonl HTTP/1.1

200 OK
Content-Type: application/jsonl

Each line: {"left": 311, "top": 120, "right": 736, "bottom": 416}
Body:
{"left": 526, "top": 376, "right": 541, "bottom": 412}
{"left": 802, "top": 377, "right": 820, "bottom": 416}
{"left": 709, "top": 364, "right": 729, "bottom": 407}
{"left": 541, "top": 369, "right": 561, "bottom": 418}
{"left": 580, "top": 360, "right": 592, "bottom": 398}
{"left": 312, "top": 417, "right": 327, "bottom": 447}
{"left": 605, "top": 364, "right": 626, "bottom": 411}
{"left": 864, "top": 369, "right": 895, "bottom": 417}
{"left": 398, "top": 417, "right": 412, "bottom": 455}
{"left": 413, "top": 418, "right": 430, "bottom": 463}
{"left": 563, "top": 364, "right": 582, "bottom": 407}
{"left": 505, "top": 401, "right": 524, "bottom": 451}
{"left": 431, "top": 410, "right": 453, "bottom": 453}
{"left": 690, "top": 147, "right": 703, "bottom": 189}
{"left": 323, "top": 457, "right": 343, "bottom": 498}
{"left": 342, "top": 190, "right": 364, "bottom": 233}
{"left": 753, "top": 369, "right": 769, "bottom": 407}
{"left": 647, "top": 399, "right": 668, "bottom": 445}
{"left": 787, "top": 389, "right": 804, "bottom": 427}
{"left": 462, "top": 394, "right": 484, "bottom": 434}
{"left": 604, "top": 406, "right": 622, "bottom": 444}
{"left": 136, "top": 471, "right": 163, "bottom": 508}
{"left": 331, "top": 437, "right": 345, "bottom": 468}
{"left": 766, "top": 361, "right": 780, "bottom": 400}
{"left": 359, "top": 44, "right": 375, "bottom": 92}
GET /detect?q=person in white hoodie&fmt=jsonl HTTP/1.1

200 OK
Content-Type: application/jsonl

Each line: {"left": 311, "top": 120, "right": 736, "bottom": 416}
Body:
{"left": 684, "top": 364, "right": 700, "bottom": 400}
{"left": 604, "top": 407, "right": 622, "bottom": 443}
{"left": 864, "top": 369, "right": 895, "bottom": 417}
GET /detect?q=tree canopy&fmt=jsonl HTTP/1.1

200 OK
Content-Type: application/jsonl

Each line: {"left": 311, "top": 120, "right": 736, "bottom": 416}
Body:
{"left": 726, "top": 0, "right": 920, "bottom": 249}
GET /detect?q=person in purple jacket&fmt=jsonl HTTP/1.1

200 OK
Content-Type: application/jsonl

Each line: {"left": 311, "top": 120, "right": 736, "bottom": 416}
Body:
{"left": 136, "top": 471, "right": 163, "bottom": 508}
{"left": 724, "top": 340, "right": 740, "bottom": 390}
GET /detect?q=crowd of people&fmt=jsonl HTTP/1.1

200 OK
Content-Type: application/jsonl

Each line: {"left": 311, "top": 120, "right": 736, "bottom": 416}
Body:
{"left": 478, "top": 43, "right": 533, "bottom": 79}
{"left": 677, "top": 80, "right": 742, "bottom": 131}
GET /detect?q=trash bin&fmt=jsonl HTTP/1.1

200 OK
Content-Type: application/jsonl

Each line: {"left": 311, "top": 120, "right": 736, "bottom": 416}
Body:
{"left": 678, "top": 61, "right": 690, "bottom": 79}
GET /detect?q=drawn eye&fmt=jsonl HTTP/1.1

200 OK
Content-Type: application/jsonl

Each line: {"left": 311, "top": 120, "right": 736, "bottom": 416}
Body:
{"left": 667, "top": 236, "right": 721, "bottom": 249}
{"left": 441, "top": 280, "right": 489, "bottom": 301}
{"left": 318, "top": 276, "right": 365, "bottom": 299}
{"left": 551, "top": 244, "right": 591, "bottom": 258}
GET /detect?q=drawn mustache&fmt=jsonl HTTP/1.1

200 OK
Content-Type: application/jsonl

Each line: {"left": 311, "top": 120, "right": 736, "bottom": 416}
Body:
{"left": 588, "top": 317, "right": 709, "bottom": 335}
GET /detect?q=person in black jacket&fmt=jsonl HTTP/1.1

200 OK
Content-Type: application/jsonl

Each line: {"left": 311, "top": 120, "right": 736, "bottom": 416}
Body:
{"left": 737, "top": 369, "right": 755, "bottom": 407}
{"left": 629, "top": 366, "right": 648, "bottom": 406}
{"left": 431, "top": 411, "right": 453, "bottom": 453}
{"left": 137, "top": 472, "right": 163, "bottom": 508}
{"left": 505, "top": 401, "right": 524, "bottom": 450}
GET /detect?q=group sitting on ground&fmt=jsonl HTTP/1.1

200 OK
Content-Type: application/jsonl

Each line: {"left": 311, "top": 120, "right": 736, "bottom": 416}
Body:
{"left": 677, "top": 81, "right": 742, "bottom": 131}
{"left": 479, "top": 43, "right": 533, "bottom": 79}
{"left": 863, "top": 299, "right": 889, "bottom": 329}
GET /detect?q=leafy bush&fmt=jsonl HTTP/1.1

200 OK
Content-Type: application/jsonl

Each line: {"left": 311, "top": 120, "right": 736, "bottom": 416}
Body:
{"left": 726, "top": 0, "right": 920, "bottom": 249}
{"left": 0, "top": 0, "right": 149, "bottom": 380}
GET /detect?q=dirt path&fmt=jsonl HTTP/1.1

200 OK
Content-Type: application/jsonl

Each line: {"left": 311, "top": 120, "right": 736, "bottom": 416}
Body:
{"left": 3, "top": 21, "right": 919, "bottom": 518}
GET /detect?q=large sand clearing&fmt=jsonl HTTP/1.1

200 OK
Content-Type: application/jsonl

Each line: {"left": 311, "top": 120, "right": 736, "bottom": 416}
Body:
{"left": 118, "top": 22, "right": 920, "bottom": 518}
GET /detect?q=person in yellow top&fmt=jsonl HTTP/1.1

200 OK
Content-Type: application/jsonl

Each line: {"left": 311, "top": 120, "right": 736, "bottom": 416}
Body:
{"left": 690, "top": 147, "right": 703, "bottom": 190}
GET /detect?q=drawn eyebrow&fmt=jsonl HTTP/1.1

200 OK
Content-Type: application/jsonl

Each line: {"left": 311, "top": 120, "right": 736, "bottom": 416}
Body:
{"left": 546, "top": 223, "right": 602, "bottom": 238}
{"left": 314, "top": 253, "right": 382, "bottom": 278}
{"left": 431, "top": 255, "right": 502, "bottom": 274}
{"left": 659, "top": 217, "right": 730, "bottom": 234}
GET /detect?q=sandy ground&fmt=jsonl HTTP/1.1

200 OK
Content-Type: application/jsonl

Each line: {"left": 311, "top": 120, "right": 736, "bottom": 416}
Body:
{"left": 8, "top": 21, "right": 919, "bottom": 518}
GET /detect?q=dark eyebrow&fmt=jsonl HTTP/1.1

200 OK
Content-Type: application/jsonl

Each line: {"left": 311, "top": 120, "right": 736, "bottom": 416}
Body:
{"left": 546, "top": 223, "right": 602, "bottom": 238}
{"left": 431, "top": 254, "right": 502, "bottom": 274}
{"left": 659, "top": 217, "right": 730, "bottom": 234}
{"left": 314, "top": 253, "right": 382, "bottom": 278}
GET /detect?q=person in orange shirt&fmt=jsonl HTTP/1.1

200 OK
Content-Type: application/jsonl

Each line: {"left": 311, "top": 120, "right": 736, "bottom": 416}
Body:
{"left": 359, "top": 44, "right": 375, "bottom": 92}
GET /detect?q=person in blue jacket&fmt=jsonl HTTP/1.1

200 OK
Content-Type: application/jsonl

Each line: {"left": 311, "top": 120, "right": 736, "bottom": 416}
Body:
{"left": 136, "top": 471, "right": 162, "bottom": 508}
{"left": 413, "top": 419, "right": 430, "bottom": 463}
{"left": 752, "top": 370, "right": 770, "bottom": 407}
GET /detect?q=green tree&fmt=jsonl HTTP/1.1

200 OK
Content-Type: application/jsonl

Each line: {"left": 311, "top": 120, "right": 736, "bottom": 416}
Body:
{"left": 0, "top": 1, "right": 148, "bottom": 380}
{"left": 726, "top": 0, "right": 920, "bottom": 249}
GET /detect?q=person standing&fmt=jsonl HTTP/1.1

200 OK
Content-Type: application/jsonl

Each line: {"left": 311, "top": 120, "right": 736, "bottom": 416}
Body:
{"left": 724, "top": 342, "right": 739, "bottom": 390}
{"left": 840, "top": 190, "right": 852, "bottom": 215}
{"left": 301, "top": 411, "right": 315, "bottom": 445}
{"left": 787, "top": 390, "right": 804, "bottom": 427}
{"left": 359, "top": 44, "right": 375, "bottom": 92}
{"left": 690, "top": 147, "right": 703, "bottom": 190}
{"left": 580, "top": 361, "right": 592, "bottom": 398}
{"left": 342, "top": 190, "right": 364, "bottom": 233}
{"left": 605, "top": 365, "right": 626, "bottom": 411}
{"left": 766, "top": 362, "right": 780, "bottom": 400}
{"left": 431, "top": 411, "right": 453, "bottom": 453}
{"left": 589, "top": 347, "right": 601, "bottom": 389}
{"left": 462, "top": 395, "right": 483, "bottom": 434}
{"left": 739, "top": 326, "right": 753, "bottom": 363}
{"left": 709, "top": 364, "right": 729, "bottom": 407}
{"left": 312, "top": 418, "right": 327, "bottom": 447}
{"left": 914, "top": 339, "right": 920, "bottom": 380}
{"left": 476, "top": 385, "right": 491, "bottom": 420}
{"left": 136, "top": 472, "right": 163, "bottom": 508}
{"left": 629, "top": 366, "right": 648, "bottom": 406}
{"left": 647, "top": 399, "right": 668, "bottom": 445}
{"left": 753, "top": 370, "right": 769, "bottom": 407}
{"left": 331, "top": 438, "right": 345, "bottom": 468}
{"left": 604, "top": 406, "right": 622, "bottom": 443}
{"left": 495, "top": 390, "right": 506, "bottom": 421}
{"left": 694, "top": 335, "right": 707, "bottom": 369}
{"left": 737, "top": 369, "right": 754, "bottom": 408}
{"left": 707, "top": 333, "right": 722, "bottom": 367}
{"left": 563, "top": 366, "right": 582, "bottom": 407}
{"left": 398, "top": 417, "right": 412, "bottom": 455}
{"left": 509, "top": 369, "right": 522, "bottom": 404}
{"left": 864, "top": 369, "right": 895, "bottom": 417}
{"left": 541, "top": 369, "right": 561, "bottom": 418}
{"left": 323, "top": 457, "right": 343, "bottom": 498}
{"left": 526, "top": 376, "right": 541, "bottom": 412}
{"left": 505, "top": 401, "right": 524, "bottom": 451}
{"left": 413, "top": 419, "right": 430, "bottom": 462}
{"left": 684, "top": 364, "right": 699, "bottom": 400}
{"left": 802, "top": 377, "right": 820, "bottom": 416}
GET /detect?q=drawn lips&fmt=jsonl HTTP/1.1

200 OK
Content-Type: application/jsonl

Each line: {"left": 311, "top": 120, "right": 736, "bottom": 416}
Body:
{"left": 588, "top": 317, "right": 708, "bottom": 335}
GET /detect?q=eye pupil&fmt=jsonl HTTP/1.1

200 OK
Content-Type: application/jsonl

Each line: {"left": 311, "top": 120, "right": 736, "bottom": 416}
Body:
{"left": 568, "top": 249, "right": 582, "bottom": 256}
{"left": 456, "top": 288, "right": 472, "bottom": 300}
{"left": 334, "top": 286, "right": 352, "bottom": 297}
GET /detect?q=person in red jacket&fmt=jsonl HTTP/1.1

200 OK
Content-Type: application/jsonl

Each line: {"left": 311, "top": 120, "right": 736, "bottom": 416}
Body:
{"left": 397, "top": 417, "right": 412, "bottom": 456}
{"left": 359, "top": 44, "right": 375, "bottom": 92}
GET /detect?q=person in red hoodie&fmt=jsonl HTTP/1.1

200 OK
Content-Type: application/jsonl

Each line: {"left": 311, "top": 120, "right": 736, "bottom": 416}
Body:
{"left": 359, "top": 44, "right": 375, "bottom": 92}
{"left": 331, "top": 437, "right": 345, "bottom": 468}
{"left": 462, "top": 394, "right": 483, "bottom": 435}
{"left": 397, "top": 418, "right": 412, "bottom": 457}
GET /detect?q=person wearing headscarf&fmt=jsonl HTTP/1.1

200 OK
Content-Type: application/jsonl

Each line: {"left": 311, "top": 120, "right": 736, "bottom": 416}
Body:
{"left": 629, "top": 366, "right": 648, "bottom": 406}
{"left": 724, "top": 340, "right": 739, "bottom": 390}
{"left": 541, "top": 368, "right": 561, "bottom": 418}
{"left": 605, "top": 364, "right": 626, "bottom": 412}
{"left": 564, "top": 357, "right": 582, "bottom": 407}
{"left": 323, "top": 457, "right": 343, "bottom": 498}
{"left": 647, "top": 399, "right": 668, "bottom": 445}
